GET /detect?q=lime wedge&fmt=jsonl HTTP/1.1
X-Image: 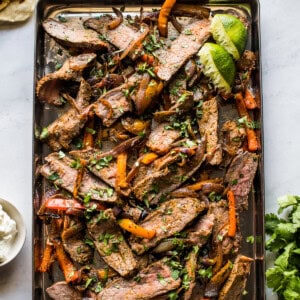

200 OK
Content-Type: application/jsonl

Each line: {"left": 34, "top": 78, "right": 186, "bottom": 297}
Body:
{"left": 211, "top": 14, "right": 247, "bottom": 60}
{"left": 198, "top": 42, "right": 236, "bottom": 94}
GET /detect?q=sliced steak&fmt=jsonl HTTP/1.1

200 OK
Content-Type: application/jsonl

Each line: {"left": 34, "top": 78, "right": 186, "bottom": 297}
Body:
{"left": 63, "top": 237, "right": 93, "bottom": 265}
{"left": 84, "top": 17, "right": 149, "bottom": 60}
{"left": 46, "top": 79, "right": 91, "bottom": 151}
{"left": 43, "top": 18, "right": 108, "bottom": 50}
{"left": 46, "top": 281, "right": 82, "bottom": 300}
{"left": 221, "top": 120, "right": 246, "bottom": 157}
{"left": 237, "top": 50, "right": 256, "bottom": 72}
{"left": 36, "top": 53, "right": 96, "bottom": 105}
{"left": 88, "top": 209, "right": 137, "bottom": 277}
{"left": 129, "top": 198, "right": 207, "bottom": 255}
{"left": 225, "top": 150, "right": 259, "bottom": 210}
{"left": 183, "top": 248, "right": 199, "bottom": 300}
{"left": 198, "top": 97, "right": 222, "bottom": 165}
{"left": 133, "top": 142, "right": 206, "bottom": 204}
{"left": 146, "top": 122, "right": 181, "bottom": 154}
{"left": 218, "top": 255, "right": 253, "bottom": 300}
{"left": 97, "top": 260, "right": 181, "bottom": 300}
{"left": 40, "top": 153, "right": 118, "bottom": 203}
{"left": 93, "top": 83, "right": 133, "bottom": 127}
{"left": 156, "top": 19, "right": 211, "bottom": 81}
{"left": 187, "top": 213, "right": 215, "bottom": 246}
{"left": 70, "top": 148, "right": 117, "bottom": 188}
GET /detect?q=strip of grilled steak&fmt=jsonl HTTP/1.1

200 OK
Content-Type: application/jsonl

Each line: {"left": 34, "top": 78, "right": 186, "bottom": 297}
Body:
{"left": 183, "top": 248, "right": 199, "bottom": 300}
{"left": 218, "top": 255, "right": 253, "bottom": 300}
{"left": 97, "top": 260, "right": 181, "bottom": 300}
{"left": 46, "top": 79, "right": 91, "bottom": 151}
{"left": 63, "top": 237, "right": 93, "bottom": 265}
{"left": 146, "top": 122, "right": 181, "bottom": 154}
{"left": 93, "top": 83, "right": 133, "bottom": 127}
{"left": 84, "top": 17, "right": 149, "bottom": 60}
{"left": 187, "top": 213, "right": 215, "bottom": 246}
{"left": 224, "top": 150, "right": 259, "bottom": 210}
{"left": 36, "top": 53, "right": 96, "bottom": 105}
{"left": 70, "top": 148, "right": 118, "bottom": 187}
{"left": 198, "top": 97, "right": 222, "bottom": 165}
{"left": 156, "top": 19, "right": 211, "bottom": 81}
{"left": 46, "top": 281, "right": 82, "bottom": 300}
{"left": 130, "top": 198, "right": 207, "bottom": 255}
{"left": 87, "top": 209, "right": 137, "bottom": 277}
{"left": 133, "top": 141, "right": 206, "bottom": 204}
{"left": 221, "top": 120, "right": 246, "bottom": 157}
{"left": 43, "top": 18, "right": 108, "bottom": 50}
{"left": 40, "top": 153, "right": 118, "bottom": 203}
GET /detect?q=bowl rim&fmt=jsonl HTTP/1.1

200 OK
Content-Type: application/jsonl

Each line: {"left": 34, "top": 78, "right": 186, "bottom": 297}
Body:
{"left": 0, "top": 198, "right": 26, "bottom": 267}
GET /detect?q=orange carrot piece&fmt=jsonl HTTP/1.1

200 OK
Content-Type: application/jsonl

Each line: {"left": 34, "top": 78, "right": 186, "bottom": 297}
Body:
{"left": 244, "top": 88, "right": 257, "bottom": 110}
{"left": 140, "top": 152, "right": 158, "bottom": 165}
{"left": 141, "top": 54, "right": 155, "bottom": 65}
{"left": 118, "top": 218, "right": 156, "bottom": 239}
{"left": 235, "top": 93, "right": 259, "bottom": 152}
{"left": 38, "top": 242, "right": 53, "bottom": 273}
{"left": 116, "top": 152, "right": 128, "bottom": 188}
{"left": 83, "top": 112, "right": 95, "bottom": 148}
{"left": 209, "top": 260, "right": 232, "bottom": 285}
{"left": 186, "top": 179, "right": 223, "bottom": 191}
{"left": 158, "top": 0, "right": 177, "bottom": 37}
{"left": 55, "top": 242, "right": 79, "bottom": 283}
{"left": 227, "top": 190, "right": 237, "bottom": 237}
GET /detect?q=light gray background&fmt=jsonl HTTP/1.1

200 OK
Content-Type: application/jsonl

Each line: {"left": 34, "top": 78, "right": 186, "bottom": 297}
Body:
{"left": 0, "top": 0, "right": 299, "bottom": 299}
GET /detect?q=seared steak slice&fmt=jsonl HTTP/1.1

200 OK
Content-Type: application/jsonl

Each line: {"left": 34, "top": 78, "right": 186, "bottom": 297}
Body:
{"left": 218, "top": 255, "right": 253, "bottom": 300}
{"left": 97, "top": 260, "right": 181, "bottom": 300}
{"left": 133, "top": 142, "right": 206, "bottom": 204}
{"left": 36, "top": 53, "right": 96, "bottom": 105}
{"left": 43, "top": 18, "right": 108, "bottom": 50}
{"left": 146, "top": 123, "right": 181, "bottom": 155}
{"left": 130, "top": 198, "right": 207, "bottom": 255}
{"left": 63, "top": 237, "right": 93, "bottom": 265}
{"left": 221, "top": 120, "right": 246, "bottom": 157}
{"left": 40, "top": 153, "right": 118, "bottom": 203}
{"left": 70, "top": 148, "right": 117, "bottom": 188}
{"left": 183, "top": 248, "right": 199, "bottom": 300}
{"left": 84, "top": 17, "right": 149, "bottom": 60}
{"left": 46, "top": 281, "right": 82, "bottom": 300}
{"left": 156, "top": 19, "right": 211, "bottom": 81}
{"left": 46, "top": 79, "right": 91, "bottom": 151}
{"left": 225, "top": 150, "right": 259, "bottom": 210}
{"left": 93, "top": 84, "right": 133, "bottom": 127}
{"left": 87, "top": 209, "right": 137, "bottom": 277}
{"left": 237, "top": 50, "right": 256, "bottom": 72}
{"left": 198, "top": 97, "right": 222, "bottom": 165}
{"left": 187, "top": 213, "right": 215, "bottom": 246}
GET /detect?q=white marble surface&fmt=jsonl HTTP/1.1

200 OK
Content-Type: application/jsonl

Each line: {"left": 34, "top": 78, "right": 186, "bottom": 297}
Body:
{"left": 0, "top": 0, "right": 300, "bottom": 299}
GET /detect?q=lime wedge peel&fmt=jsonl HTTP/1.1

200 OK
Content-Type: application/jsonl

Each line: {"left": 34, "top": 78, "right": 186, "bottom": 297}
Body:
{"left": 211, "top": 14, "right": 247, "bottom": 60}
{"left": 198, "top": 43, "right": 236, "bottom": 94}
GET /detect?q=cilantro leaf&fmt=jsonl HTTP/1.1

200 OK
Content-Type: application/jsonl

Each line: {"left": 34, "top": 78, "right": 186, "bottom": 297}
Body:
{"left": 277, "top": 195, "right": 298, "bottom": 214}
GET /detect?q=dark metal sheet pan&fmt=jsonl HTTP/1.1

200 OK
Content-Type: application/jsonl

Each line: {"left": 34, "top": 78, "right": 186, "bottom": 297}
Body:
{"left": 33, "top": 1, "right": 264, "bottom": 299}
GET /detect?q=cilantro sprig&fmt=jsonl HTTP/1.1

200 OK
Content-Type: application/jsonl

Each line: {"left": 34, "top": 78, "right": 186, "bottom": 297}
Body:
{"left": 265, "top": 195, "right": 300, "bottom": 300}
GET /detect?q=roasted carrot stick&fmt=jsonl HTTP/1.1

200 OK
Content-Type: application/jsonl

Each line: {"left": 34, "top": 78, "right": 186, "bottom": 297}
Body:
{"left": 55, "top": 241, "right": 79, "bottom": 283}
{"left": 118, "top": 218, "right": 156, "bottom": 239}
{"left": 116, "top": 152, "right": 128, "bottom": 188}
{"left": 235, "top": 92, "right": 258, "bottom": 152}
{"left": 39, "top": 242, "right": 53, "bottom": 273}
{"left": 243, "top": 88, "right": 257, "bottom": 110}
{"left": 227, "top": 190, "right": 237, "bottom": 237}
{"left": 140, "top": 152, "right": 158, "bottom": 165}
{"left": 83, "top": 112, "right": 95, "bottom": 148}
{"left": 186, "top": 179, "right": 223, "bottom": 191}
{"left": 158, "top": 0, "right": 177, "bottom": 37}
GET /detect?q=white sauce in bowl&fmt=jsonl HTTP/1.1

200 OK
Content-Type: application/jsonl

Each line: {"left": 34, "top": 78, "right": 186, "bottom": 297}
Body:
{"left": 0, "top": 204, "right": 17, "bottom": 263}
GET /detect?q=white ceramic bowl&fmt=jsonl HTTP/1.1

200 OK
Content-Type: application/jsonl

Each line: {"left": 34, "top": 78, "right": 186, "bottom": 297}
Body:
{"left": 0, "top": 198, "right": 26, "bottom": 267}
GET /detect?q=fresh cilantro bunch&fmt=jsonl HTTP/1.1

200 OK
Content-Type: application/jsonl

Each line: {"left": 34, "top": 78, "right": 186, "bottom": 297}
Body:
{"left": 265, "top": 195, "right": 300, "bottom": 300}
